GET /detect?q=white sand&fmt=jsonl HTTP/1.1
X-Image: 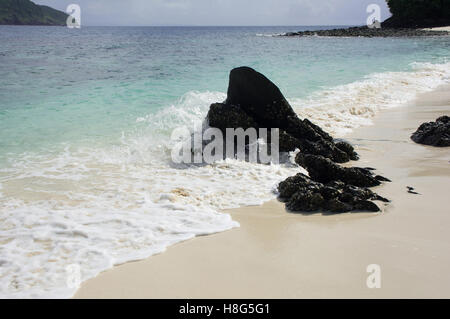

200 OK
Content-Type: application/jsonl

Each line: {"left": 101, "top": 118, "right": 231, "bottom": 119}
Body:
{"left": 74, "top": 85, "right": 450, "bottom": 299}
{"left": 423, "top": 26, "right": 450, "bottom": 32}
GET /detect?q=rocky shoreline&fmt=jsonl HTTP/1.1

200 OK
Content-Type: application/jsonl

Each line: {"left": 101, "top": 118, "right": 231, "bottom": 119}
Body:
{"left": 205, "top": 67, "right": 390, "bottom": 214}
{"left": 282, "top": 26, "right": 449, "bottom": 38}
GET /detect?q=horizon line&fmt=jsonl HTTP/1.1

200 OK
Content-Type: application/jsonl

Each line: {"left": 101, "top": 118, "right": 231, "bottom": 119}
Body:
{"left": 0, "top": 24, "right": 364, "bottom": 27}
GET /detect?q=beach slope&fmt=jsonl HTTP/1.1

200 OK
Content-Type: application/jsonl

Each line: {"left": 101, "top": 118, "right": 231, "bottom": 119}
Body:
{"left": 75, "top": 85, "right": 450, "bottom": 299}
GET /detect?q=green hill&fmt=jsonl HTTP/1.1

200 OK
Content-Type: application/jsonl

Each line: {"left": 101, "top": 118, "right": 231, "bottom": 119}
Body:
{"left": 0, "top": 0, "right": 68, "bottom": 25}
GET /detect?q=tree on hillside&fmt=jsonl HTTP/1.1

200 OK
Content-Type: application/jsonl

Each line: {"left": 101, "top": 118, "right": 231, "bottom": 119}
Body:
{"left": 383, "top": 0, "right": 450, "bottom": 27}
{"left": 0, "top": 0, "right": 67, "bottom": 25}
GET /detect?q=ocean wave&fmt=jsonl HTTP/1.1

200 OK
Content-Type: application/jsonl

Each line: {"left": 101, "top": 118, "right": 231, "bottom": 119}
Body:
{"left": 290, "top": 61, "right": 450, "bottom": 136}
{"left": 0, "top": 126, "right": 302, "bottom": 298}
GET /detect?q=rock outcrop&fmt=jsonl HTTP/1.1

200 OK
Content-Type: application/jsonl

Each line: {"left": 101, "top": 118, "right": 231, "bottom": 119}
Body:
{"left": 411, "top": 116, "right": 450, "bottom": 147}
{"left": 205, "top": 67, "right": 389, "bottom": 214}
{"left": 282, "top": 27, "right": 448, "bottom": 38}
{"left": 278, "top": 173, "right": 389, "bottom": 213}
{"left": 281, "top": 153, "right": 391, "bottom": 213}
{"left": 282, "top": 0, "right": 450, "bottom": 38}
{"left": 207, "top": 67, "right": 358, "bottom": 162}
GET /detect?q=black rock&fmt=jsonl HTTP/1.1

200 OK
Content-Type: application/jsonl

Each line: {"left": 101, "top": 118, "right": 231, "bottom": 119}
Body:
{"left": 277, "top": 130, "right": 303, "bottom": 153}
{"left": 225, "top": 66, "right": 298, "bottom": 129}
{"left": 203, "top": 67, "right": 391, "bottom": 214}
{"left": 411, "top": 116, "right": 450, "bottom": 147}
{"left": 295, "top": 153, "right": 390, "bottom": 187}
{"left": 225, "top": 67, "right": 333, "bottom": 143}
{"left": 278, "top": 173, "right": 389, "bottom": 214}
{"left": 206, "top": 67, "right": 358, "bottom": 161}
{"left": 279, "top": 153, "right": 391, "bottom": 214}
{"left": 207, "top": 103, "right": 258, "bottom": 132}
{"left": 335, "top": 141, "right": 359, "bottom": 161}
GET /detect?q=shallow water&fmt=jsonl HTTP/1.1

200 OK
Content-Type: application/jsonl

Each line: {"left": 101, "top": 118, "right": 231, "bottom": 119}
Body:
{"left": 0, "top": 26, "right": 449, "bottom": 298}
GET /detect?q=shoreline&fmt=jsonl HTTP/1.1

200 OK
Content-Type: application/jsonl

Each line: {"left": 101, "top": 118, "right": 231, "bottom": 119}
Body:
{"left": 282, "top": 26, "right": 450, "bottom": 37}
{"left": 74, "top": 84, "right": 450, "bottom": 299}
{"left": 423, "top": 26, "right": 450, "bottom": 32}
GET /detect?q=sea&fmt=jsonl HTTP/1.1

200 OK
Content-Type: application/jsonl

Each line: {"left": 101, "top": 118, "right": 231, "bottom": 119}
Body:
{"left": 0, "top": 25, "right": 449, "bottom": 298}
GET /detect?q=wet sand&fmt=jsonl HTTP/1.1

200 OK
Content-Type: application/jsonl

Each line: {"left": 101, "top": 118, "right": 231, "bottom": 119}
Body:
{"left": 423, "top": 26, "right": 450, "bottom": 32}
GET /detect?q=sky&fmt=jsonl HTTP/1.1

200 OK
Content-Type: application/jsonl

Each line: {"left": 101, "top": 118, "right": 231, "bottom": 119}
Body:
{"left": 35, "top": 0, "right": 391, "bottom": 26}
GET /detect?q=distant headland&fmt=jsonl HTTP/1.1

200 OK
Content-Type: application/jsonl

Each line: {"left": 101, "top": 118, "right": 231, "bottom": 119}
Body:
{"left": 283, "top": 0, "right": 450, "bottom": 37}
{"left": 0, "top": 0, "right": 68, "bottom": 26}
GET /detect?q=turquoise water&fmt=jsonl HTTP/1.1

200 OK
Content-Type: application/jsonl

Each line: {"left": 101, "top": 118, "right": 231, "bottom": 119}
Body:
{"left": 1, "top": 26, "right": 449, "bottom": 158}
{"left": 0, "top": 26, "right": 449, "bottom": 298}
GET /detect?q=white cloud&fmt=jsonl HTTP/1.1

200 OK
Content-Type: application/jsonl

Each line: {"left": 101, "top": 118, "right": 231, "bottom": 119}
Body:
{"left": 34, "top": 0, "right": 390, "bottom": 26}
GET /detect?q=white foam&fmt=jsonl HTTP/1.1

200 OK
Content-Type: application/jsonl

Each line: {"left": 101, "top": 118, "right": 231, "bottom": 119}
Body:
{"left": 256, "top": 33, "right": 283, "bottom": 37}
{"left": 0, "top": 90, "right": 303, "bottom": 298}
{"left": 0, "top": 155, "right": 302, "bottom": 298}
{"left": 1, "top": 61, "right": 449, "bottom": 298}
{"left": 290, "top": 61, "right": 450, "bottom": 137}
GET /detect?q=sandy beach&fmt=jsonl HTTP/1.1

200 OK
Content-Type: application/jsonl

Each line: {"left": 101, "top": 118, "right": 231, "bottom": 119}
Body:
{"left": 74, "top": 85, "right": 450, "bottom": 299}
{"left": 423, "top": 26, "right": 450, "bottom": 32}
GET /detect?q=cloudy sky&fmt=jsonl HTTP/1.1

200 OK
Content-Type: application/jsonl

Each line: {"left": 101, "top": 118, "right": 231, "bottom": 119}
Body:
{"left": 35, "top": 0, "right": 391, "bottom": 26}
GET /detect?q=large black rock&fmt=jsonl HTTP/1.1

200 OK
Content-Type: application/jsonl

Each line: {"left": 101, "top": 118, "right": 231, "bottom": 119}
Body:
{"left": 411, "top": 116, "right": 450, "bottom": 147}
{"left": 206, "top": 67, "right": 358, "bottom": 161}
{"left": 226, "top": 67, "right": 304, "bottom": 132}
{"left": 204, "top": 67, "right": 390, "bottom": 214}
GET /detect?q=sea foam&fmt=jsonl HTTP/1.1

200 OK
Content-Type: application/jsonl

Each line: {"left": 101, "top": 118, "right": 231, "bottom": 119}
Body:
{"left": 290, "top": 61, "right": 450, "bottom": 136}
{"left": 0, "top": 90, "right": 303, "bottom": 298}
